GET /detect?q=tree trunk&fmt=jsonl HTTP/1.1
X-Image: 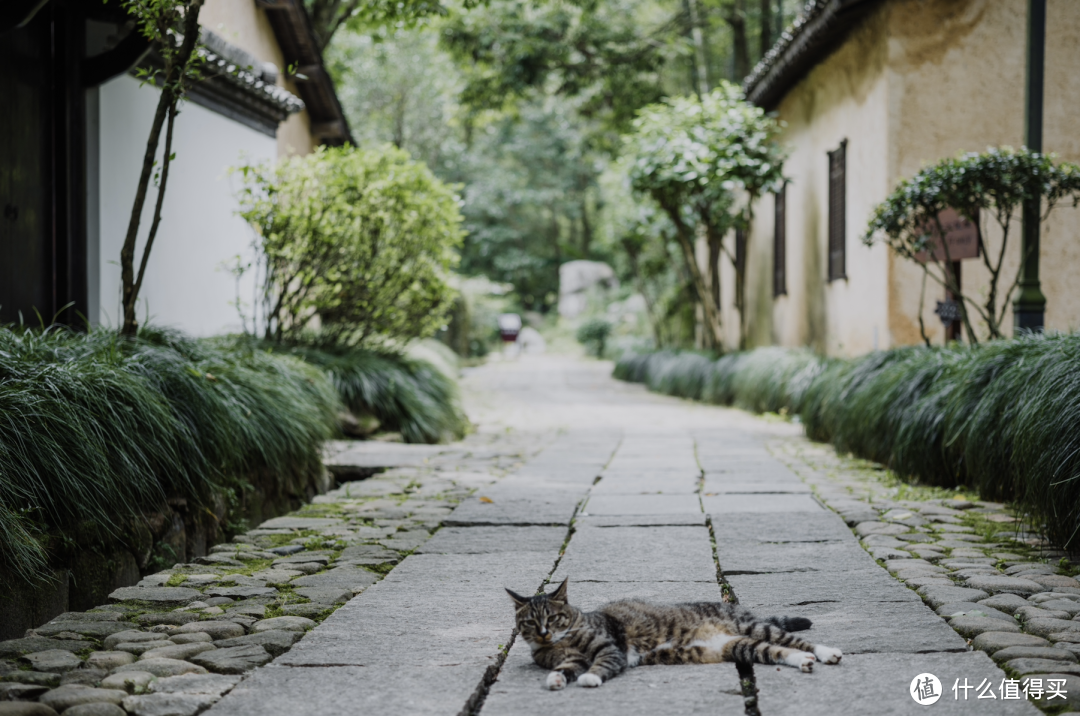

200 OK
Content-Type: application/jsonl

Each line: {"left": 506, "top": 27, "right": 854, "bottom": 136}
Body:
{"left": 622, "top": 240, "right": 665, "bottom": 347}
{"left": 723, "top": 0, "right": 751, "bottom": 81}
{"left": 708, "top": 230, "right": 721, "bottom": 316}
{"left": 759, "top": 0, "right": 773, "bottom": 60}
{"left": 665, "top": 206, "right": 723, "bottom": 350}
{"left": 683, "top": 0, "right": 710, "bottom": 96}
{"left": 119, "top": 0, "right": 204, "bottom": 336}
{"left": 580, "top": 197, "right": 592, "bottom": 256}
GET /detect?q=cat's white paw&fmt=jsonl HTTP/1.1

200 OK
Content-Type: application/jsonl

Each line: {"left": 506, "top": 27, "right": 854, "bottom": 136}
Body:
{"left": 785, "top": 651, "right": 816, "bottom": 672}
{"left": 814, "top": 645, "right": 842, "bottom": 665}
{"left": 546, "top": 672, "right": 567, "bottom": 690}
{"left": 578, "top": 673, "right": 603, "bottom": 688}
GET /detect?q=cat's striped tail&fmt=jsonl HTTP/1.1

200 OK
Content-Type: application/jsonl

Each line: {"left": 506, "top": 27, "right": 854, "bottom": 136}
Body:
{"left": 764, "top": 616, "right": 812, "bottom": 632}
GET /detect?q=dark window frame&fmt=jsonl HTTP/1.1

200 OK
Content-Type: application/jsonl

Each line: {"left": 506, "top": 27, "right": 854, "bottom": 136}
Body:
{"left": 774, "top": 182, "right": 787, "bottom": 297}
{"left": 827, "top": 139, "right": 848, "bottom": 282}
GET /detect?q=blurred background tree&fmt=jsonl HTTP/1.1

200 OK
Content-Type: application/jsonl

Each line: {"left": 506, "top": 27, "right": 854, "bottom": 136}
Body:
{"left": 321, "top": 0, "right": 803, "bottom": 352}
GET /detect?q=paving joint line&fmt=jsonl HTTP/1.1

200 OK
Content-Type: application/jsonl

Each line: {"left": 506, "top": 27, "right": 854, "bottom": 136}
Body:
{"left": 695, "top": 436, "right": 762, "bottom": 716}
{"left": 457, "top": 433, "right": 622, "bottom": 716}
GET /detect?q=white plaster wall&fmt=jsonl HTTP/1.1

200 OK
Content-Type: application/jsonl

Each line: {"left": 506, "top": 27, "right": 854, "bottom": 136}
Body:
{"left": 95, "top": 75, "right": 275, "bottom": 335}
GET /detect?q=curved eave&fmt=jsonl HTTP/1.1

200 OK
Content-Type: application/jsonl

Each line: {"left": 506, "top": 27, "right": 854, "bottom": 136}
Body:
{"left": 744, "top": 0, "right": 882, "bottom": 110}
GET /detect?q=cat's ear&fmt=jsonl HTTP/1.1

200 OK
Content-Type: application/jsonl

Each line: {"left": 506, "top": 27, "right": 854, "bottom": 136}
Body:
{"left": 549, "top": 578, "right": 569, "bottom": 604}
{"left": 506, "top": 588, "right": 530, "bottom": 608}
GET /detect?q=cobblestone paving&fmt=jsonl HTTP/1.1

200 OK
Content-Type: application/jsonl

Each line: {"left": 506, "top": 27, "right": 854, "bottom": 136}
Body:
{"left": 1, "top": 356, "right": 1074, "bottom": 714}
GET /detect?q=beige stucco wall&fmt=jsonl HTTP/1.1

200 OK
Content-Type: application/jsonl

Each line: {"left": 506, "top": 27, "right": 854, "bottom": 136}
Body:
{"left": 743, "top": 0, "right": 1080, "bottom": 356}
{"left": 887, "top": 0, "right": 1080, "bottom": 340}
{"left": 199, "top": 0, "right": 315, "bottom": 157}
{"left": 741, "top": 5, "right": 893, "bottom": 356}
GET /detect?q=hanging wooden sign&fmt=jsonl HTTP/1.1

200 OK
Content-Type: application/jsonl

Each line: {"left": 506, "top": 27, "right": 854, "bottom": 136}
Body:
{"left": 915, "top": 208, "right": 980, "bottom": 263}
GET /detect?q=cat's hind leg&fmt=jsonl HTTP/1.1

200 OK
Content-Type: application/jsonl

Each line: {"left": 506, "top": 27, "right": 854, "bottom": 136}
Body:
{"left": 813, "top": 645, "right": 843, "bottom": 665}
{"left": 737, "top": 619, "right": 842, "bottom": 666}
{"left": 723, "top": 638, "right": 817, "bottom": 672}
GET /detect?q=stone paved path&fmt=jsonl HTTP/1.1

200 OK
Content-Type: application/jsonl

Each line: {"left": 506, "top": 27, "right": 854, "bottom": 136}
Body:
{"left": 206, "top": 356, "right": 1037, "bottom": 716}
{"left": 8, "top": 355, "right": 1067, "bottom": 715}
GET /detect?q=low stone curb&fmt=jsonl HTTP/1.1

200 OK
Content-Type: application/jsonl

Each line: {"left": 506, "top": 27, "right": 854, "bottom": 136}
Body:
{"left": 0, "top": 432, "right": 539, "bottom": 716}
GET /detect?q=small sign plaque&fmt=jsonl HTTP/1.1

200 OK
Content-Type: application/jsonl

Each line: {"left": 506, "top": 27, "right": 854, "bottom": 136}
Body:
{"left": 915, "top": 208, "right": 979, "bottom": 263}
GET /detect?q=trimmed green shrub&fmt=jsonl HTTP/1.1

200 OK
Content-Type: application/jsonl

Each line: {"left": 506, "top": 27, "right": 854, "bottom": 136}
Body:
{"left": 576, "top": 319, "right": 614, "bottom": 358}
{"left": 0, "top": 325, "right": 469, "bottom": 584}
{"left": 278, "top": 344, "right": 467, "bottom": 444}
{"left": 615, "top": 335, "right": 1080, "bottom": 548}
{"left": 235, "top": 145, "right": 464, "bottom": 347}
{"left": 0, "top": 326, "right": 339, "bottom": 583}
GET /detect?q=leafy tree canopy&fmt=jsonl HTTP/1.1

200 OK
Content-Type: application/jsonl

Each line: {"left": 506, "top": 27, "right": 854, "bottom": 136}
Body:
{"left": 623, "top": 82, "right": 786, "bottom": 349}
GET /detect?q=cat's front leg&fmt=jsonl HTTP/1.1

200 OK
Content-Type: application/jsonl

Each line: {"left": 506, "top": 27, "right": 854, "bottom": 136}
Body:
{"left": 578, "top": 644, "right": 627, "bottom": 687}
{"left": 546, "top": 671, "right": 568, "bottom": 690}
{"left": 546, "top": 655, "right": 589, "bottom": 690}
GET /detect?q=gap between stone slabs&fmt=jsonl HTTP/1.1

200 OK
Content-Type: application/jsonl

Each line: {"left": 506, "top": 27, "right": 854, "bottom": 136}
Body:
{"left": 203, "top": 430, "right": 621, "bottom": 716}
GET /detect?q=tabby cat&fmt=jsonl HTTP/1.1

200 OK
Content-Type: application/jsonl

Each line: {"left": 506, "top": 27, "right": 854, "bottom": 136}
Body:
{"left": 506, "top": 579, "right": 842, "bottom": 690}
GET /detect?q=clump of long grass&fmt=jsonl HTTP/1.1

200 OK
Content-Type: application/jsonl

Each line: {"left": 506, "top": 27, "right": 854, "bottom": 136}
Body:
{"left": 0, "top": 326, "right": 340, "bottom": 583}
{"left": 278, "top": 344, "right": 467, "bottom": 444}
{"left": 615, "top": 335, "right": 1080, "bottom": 549}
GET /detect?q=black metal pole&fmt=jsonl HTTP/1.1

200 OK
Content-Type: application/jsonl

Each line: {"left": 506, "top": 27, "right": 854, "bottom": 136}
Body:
{"left": 1014, "top": 0, "right": 1046, "bottom": 333}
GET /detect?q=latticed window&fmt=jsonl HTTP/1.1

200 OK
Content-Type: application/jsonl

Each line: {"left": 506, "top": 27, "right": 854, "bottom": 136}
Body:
{"left": 774, "top": 183, "right": 787, "bottom": 297}
{"left": 827, "top": 140, "right": 847, "bottom": 281}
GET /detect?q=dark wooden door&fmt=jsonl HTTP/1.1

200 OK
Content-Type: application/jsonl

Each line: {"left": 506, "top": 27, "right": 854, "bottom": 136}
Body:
{"left": 0, "top": 13, "right": 52, "bottom": 325}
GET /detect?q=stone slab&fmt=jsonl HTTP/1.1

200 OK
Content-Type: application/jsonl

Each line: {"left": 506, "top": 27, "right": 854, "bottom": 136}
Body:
{"left": 590, "top": 474, "right": 700, "bottom": 495}
{"left": 728, "top": 569, "right": 921, "bottom": 608}
{"left": 0, "top": 638, "right": 93, "bottom": 657}
{"left": 482, "top": 642, "right": 746, "bottom": 716}
{"left": 708, "top": 511, "right": 852, "bottom": 544}
{"left": 203, "top": 664, "right": 483, "bottom": 716}
{"left": 32, "top": 622, "right": 135, "bottom": 638}
{"left": 716, "top": 540, "right": 877, "bottom": 576}
{"left": 916, "top": 585, "right": 990, "bottom": 609}
{"left": 551, "top": 526, "right": 716, "bottom": 584}
{"left": 760, "top": 599, "right": 968, "bottom": 655}
{"left": 276, "top": 551, "right": 556, "bottom": 667}
{"left": 290, "top": 568, "right": 378, "bottom": 591}
{"left": 754, "top": 651, "right": 1039, "bottom": 715}
{"left": 416, "top": 526, "right": 569, "bottom": 555}
{"left": 576, "top": 514, "right": 706, "bottom": 527}
{"left": 257, "top": 517, "right": 342, "bottom": 530}
{"left": 445, "top": 489, "right": 583, "bottom": 526}
{"left": 582, "top": 494, "right": 702, "bottom": 516}
{"left": 107, "top": 587, "right": 200, "bottom": 605}
{"left": 702, "top": 494, "right": 822, "bottom": 513}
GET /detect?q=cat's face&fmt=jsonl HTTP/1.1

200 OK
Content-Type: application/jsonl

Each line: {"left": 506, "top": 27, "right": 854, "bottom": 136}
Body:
{"left": 506, "top": 578, "right": 576, "bottom": 648}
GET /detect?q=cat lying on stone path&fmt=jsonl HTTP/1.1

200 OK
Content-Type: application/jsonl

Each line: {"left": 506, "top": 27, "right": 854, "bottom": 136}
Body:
{"left": 506, "top": 579, "right": 843, "bottom": 690}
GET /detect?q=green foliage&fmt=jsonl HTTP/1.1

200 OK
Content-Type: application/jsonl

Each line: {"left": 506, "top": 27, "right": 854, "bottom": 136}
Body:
{"left": 325, "top": 28, "right": 462, "bottom": 172}
{"left": 0, "top": 326, "right": 339, "bottom": 583}
{"left": 616, "top": 335, "right": 1080, "bottom": 550}
{"left": 455, "top": 99, "right": 605, "bottom": 311}
{"left": 441, "top": 0, "right": 667, "bottom": 143}
{"left": 276, "top": 344, "right": 468, "bottom": 444}
{"left": 235, "top": 145, "right": 463, "bottom": 347}
{"left": 576, "top": 318, "right": 614, "bottom": 357}
{"left": 625, "top": 83, "right": 786, "bottom": 219}
{"left": 864, "top": 147, "right": 1080, "bottom": 340}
